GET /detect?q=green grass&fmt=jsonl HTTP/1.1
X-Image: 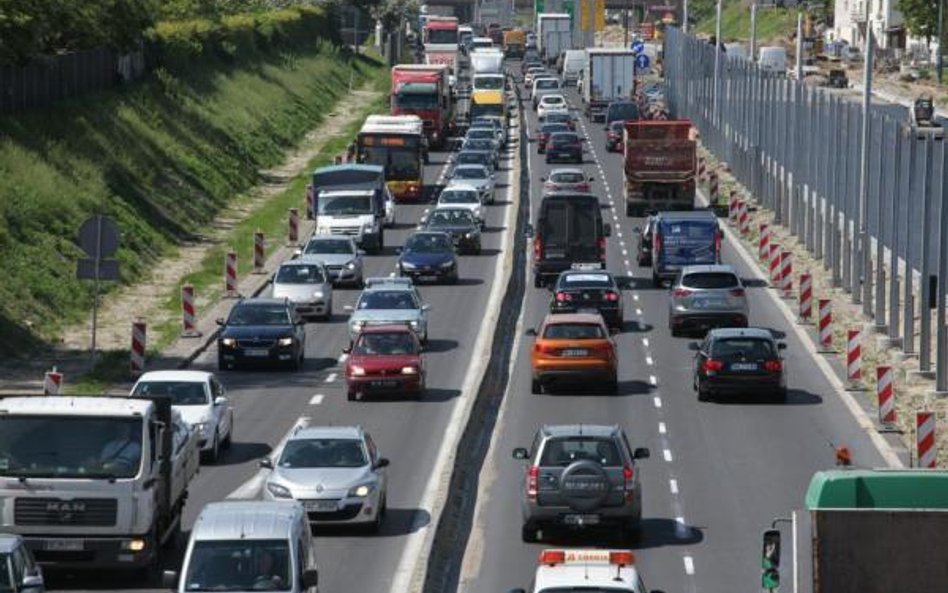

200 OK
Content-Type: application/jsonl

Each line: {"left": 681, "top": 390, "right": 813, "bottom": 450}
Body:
{"left": 696, "top": 2, "right": 796, "bottom": 43}
{"left": 0, "top": 41, "right": 386, "bottom": 359}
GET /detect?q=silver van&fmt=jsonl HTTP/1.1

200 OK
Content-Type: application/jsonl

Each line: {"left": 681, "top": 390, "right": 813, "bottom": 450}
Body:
{"left": 164, "top": 501, "right": 318, "bottom": 593}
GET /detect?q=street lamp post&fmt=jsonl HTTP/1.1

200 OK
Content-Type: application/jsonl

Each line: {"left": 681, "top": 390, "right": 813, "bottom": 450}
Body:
{"left": 938, "top": 0, "right": 945, "bottom": 84}
{"left": 857, "top": 3, "right": 874, "bottom": 308}
{"left": 712, "top": 0, "right": 723, "bottom": 124}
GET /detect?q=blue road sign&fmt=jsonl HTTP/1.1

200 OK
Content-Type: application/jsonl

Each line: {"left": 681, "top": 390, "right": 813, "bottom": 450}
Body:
{"left": 631, "top": 40, "right": 645, "bottom": 54}
{"left": 635, "top": 53, "right": 650, "bottom": 70}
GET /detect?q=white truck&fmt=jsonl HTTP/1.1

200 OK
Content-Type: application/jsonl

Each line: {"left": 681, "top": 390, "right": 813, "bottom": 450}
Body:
{"left": 0, "top": 396, "right": 200, "bottom": 574}
{"left": 582, "top": 47, "right": 637, "bottom": 122}
{"left": 470, "top": 49, "right": 504, "bottom": 75}
{"left": 536, "top": 13, "right": 571, "bottom": 65}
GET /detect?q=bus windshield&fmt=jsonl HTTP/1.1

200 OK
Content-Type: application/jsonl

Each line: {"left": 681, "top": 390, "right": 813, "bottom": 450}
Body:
{"left": 360, "top": 147, "right": 421, "bottom": 181}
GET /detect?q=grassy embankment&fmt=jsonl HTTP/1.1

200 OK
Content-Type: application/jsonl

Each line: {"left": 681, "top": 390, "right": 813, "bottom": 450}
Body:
{"left": 695, "top": 1, "right": 796, "bottom": 43}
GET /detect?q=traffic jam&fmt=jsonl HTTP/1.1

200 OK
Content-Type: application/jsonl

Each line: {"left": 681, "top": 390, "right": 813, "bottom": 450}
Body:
{"left": 5, "top": 10, "right": 925, "bottom": 593}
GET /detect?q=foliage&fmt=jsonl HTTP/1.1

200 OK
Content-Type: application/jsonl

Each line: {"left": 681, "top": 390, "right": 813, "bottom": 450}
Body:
{"left": 899, "top": 0, "right": 940, "bottom": 43}
{"left": 372, "top": 0, "right": 420, "bottom": 32}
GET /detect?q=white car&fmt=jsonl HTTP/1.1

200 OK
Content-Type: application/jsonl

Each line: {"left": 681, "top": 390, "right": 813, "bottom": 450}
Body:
{"left": 509, "top": 549, "right": 651, "bottom": 593}
{"left": 537, "top": 94, "right": 569, "bottom": 120}
{"left": 531, "top": 77, "right": 561, "bottom": 106}
{"left": 446, "top": 164, "right": 496, "bottom": 204}
{"left": 130, "top": 370, "right": 234, "bottom": 463}
{"left": 437, "top": 184, "right": 485, "bottom": 227}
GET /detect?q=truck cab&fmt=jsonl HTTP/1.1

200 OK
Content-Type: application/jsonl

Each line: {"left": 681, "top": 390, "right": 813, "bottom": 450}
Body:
{"left": 312, "top": 164, "right": 388, "bottom": 254}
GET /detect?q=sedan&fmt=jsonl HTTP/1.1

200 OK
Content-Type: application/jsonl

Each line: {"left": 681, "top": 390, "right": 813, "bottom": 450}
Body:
{"left": 469, "top": 122, "right": 505, "bottom": 147}
{"left": 131, "top": 370, "right": 234, "bottom": 463}
{"left": 470, "top": 116, "right": 506, "bottom": 146}
{"left": 536, "top": 94, "right": 568, "bottom": 119}
{"left": 344, "top": 324, "right": 426, "bottom": 400}
{"left": 260, "top": 426, "right": 390, "bottom": 532}
{"left": 446, "top": 164, "right": 495, "bottom": 204}
{"left": 541, "top": 168, "right": 593, "bottom": 194}
{"left": 466, "top": 127, "right": 500, "bottom": 150}
{"left": 438, "top": 184, "right": 485, "bottom": 227}
{"left": 545, "top": 132, "right": 584, "bottom": 164}
{"left": 527, "top": 312, "right": 618, "bottom": 394}
{"left": 420, "top": 206, "right": 482, "bottom": 254}
{"left": 396, "top": 231, "right": 459, "bottom": 284}
{"left": 668, "top": 265, "right": 749, "bottom": 337}
{"left": 300, "top": 235, "right": 364, "bottom": 287}
{"left": 461, "top": 138, "right": 500, "bottom": 169}
{"left": 549, "top": 270, "right": 624, "bottom": 330}
{"left": 454, "top": 149, "right": 496, "bottom": 173}
{"left": 216, "top": 298, "right": 306, "bottom": 371}
{"left": 271, "top": 259, "right": 332, "bottom": 321}
{"left": 693, "top": 327, "right": 787, "bottom": 401}
{"left": 536, "top": 123, "right": 571, "bottom": 154}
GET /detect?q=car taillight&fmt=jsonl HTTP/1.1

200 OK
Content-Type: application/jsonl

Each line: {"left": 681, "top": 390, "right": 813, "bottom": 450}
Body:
{"left": 623, "top": 465, "right": 634, "bottom": 481}
{"left": 673, "top": 288, "right": 693, "bottom": 298}
{"left": 654, "top": 231, "right": 662, "bottom": 256}
{"left": 764, "top": 360, "right": 783, "bottom": 372}
{"left": 730, "top": 288, "right": 745, "bottom": 297}
{"left": 527, "top": 466, "right": 539, "bottom": 499}
{"left": 703, "top": 359, "right": 724, "bottom": 372}
{"left": 534, "top": 236, "right": 542, "bottom": 261}
{"left": 605, "top": 291, "right": 619, "bottom": 301}
{"left": 598, "top": 237, "right": 606, "bottom": 260}
{"left": 546, "top": 141, "right": 554, "bottom": 151}
{"left": 623, "top": 465, "right": 634, "bottom": 500}
{"left": 577, "top": 183, "right": 589, "bottom": 191}
{"left": 555, "top": 291, "right": 573, "bottom": 302}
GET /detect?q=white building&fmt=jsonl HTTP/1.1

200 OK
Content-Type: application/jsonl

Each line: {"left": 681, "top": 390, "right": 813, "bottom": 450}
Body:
{"left": 831, "top": 0, "right": 906, "bottom": 51}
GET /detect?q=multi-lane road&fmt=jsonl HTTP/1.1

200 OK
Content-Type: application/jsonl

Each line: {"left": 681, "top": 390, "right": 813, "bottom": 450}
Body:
{"left": 46, "top": 63, "right": 897, "bottom": 593}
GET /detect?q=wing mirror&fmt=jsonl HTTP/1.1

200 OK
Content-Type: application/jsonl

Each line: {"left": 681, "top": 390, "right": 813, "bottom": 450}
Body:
{"left": 540, "top": 177, "right": 547, "bottom": 182}
{"left": 687, "top": 342, "right": 701, "bottom": 351}
{"left": 778, "top": 342, "right": 788, "bottom": 350}
{"left": 292, "top": 248, "right": 302, "bottom": 259}
{"left": 302, "top": 570, "right": 319, "bottom": 589}
{"left": 374, "top": 457, "right": 391, "bottom": 469}
{"left": 214, "top": 396, "right": 228, "bottom": 406}
{"left": 633, "top": 447, "right": 651, "bottom": 459}
{"left": 357, "top": 249, "right": 366, "bottom": 256}
{"left": 342, "top": 346, "right": 351, "bottom": 354}
{"left": 588, "top": 176, "right": 595, "bottom": 181}
{"left": 512, "top": 447, "right": 529, "bottom": 460}
{"left": 21, "top": 575, "right": 44, "bottom": 590}
{"left": 258, "top": 458, "right": 274, "bottom": 469}
{"left": 422, "top": 304, "right": 432, "bottom": 311}
{"left": 215, "top": 318, "right": 225, "bottom": 326}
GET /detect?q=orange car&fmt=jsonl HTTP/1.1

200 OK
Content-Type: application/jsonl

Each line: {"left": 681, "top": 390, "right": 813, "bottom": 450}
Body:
{"left": 528, "top": 312, "right": 618, "bottom": 394}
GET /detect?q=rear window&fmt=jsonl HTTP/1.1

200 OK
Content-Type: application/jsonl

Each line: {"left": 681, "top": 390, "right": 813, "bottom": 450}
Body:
{"left": 536, "top": 79, "right": 559, "bottom": 89}
{"left": 542, "top": 323, "right": 605, "bottom": 339}
{"left": 607, "top": 102, "right": 639, "bottom": 121}
{"left": 659, "top": 220, "right": 717, "bottom": 241}
{"left": 540, "top": 124, "right": 569, "bottom": 134}
{"left": 711, "top": 338, "right": 775, "bottom": 358}
{"left": 560, "top": 273, "right": 613, "bottom": 288}
{"left": 540, "top": 437, "right": 621, "bottom": 466}
{"left": 551, "top": 134, "right": 578, "bottom": 145}
{"left": 542, "top": 96, "right": 565, "bottom": 105}
{"left": 550, "top": 171, "right": 585, "bottom": 183}
{"left": 682, "top": 272, "right": 739, "bottom": 289}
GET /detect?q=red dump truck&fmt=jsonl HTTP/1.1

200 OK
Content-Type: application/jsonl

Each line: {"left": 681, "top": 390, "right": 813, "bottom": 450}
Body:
{"left": 623, "top": 120, "right": 696, "bottom": 217}
{"left": 391, "top": 64, "right": 454, "bottom": 149}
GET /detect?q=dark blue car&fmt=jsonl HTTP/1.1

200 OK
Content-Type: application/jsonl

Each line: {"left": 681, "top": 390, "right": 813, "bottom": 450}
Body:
{"left": 396, "top": 231, "right": 459, "bottom": 284}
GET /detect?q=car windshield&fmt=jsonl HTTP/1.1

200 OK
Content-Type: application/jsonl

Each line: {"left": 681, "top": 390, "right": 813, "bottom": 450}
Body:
{"left": 464, "top": 139, "right": 494, "bottom": 152}
{"left": 542, "top": 323, "right": 605, "bottom": 339}
{"left": 474, "top": 76, "right": 504, "bottom": 90}
{"left": 550, "top": 172, "right": 585, "bottom": 183}
{"left": 467, "top": 129, "right": 494, "bottom": 140}
{"left": 683, "top": 272, "right": 739, "bottom": 289}
{"left": 536, "top": 79, "right": 559, "bottom": 89}
{"left": 406, "top": 233, "right": 453, "bottom": 253}
{"left": 0, "top": 416, "right": 143, "bottom": 479}
{"left": 228, "top": 305, "right": 291, "bottom": 326}
{"left": 610, "top": 120, "right": 625, "bottom": 132}
{"left": 279, "top": 438, "right": 367, "bottom": 468}
{"left": 608, "top": 102, "right": 640, "bottom": 121}
{"left": 542, "top": 96, "right": 565, "bottom": 105}
{"left": 428, "top": 210, "right": 475, "bottom": 227}
{"left": 711, "top": 338, "right": 775, "bottom": 359}
{"left": 540, "top": 437, "right": 622, "bottom": 466}
{"left": 540, "top": 124, "right": 569, "bottom": 135}
{"left": 183, "top": 539, "right": 291, "bottom": 592}
{"left": 304, "top": 239, "right": 353, "bottom": 255}
{"left": 393, "top": 92, "right": 439, "bottom": 109}
{"left": 353, "top": 331, "right": 419, "bottom": 355}
{"left": 440, "top": 190, "right": 479, "bottom": 204}
{"left": 454, "top": 167, "right": 487, "bottom": 180}
{"left": 358, "top": 290, "right": 417, "bottom": 310}
{"left": 132, "top": 381, "right": 209, "bottom": 406}
{"left": 275, "top": 264, "right": 325, "bottom": 284}
{"left": 560, "top": 273, "right": 613, "bottom": 289}
{"left": 318, "top": 195, "right": 373, "bottom": 215}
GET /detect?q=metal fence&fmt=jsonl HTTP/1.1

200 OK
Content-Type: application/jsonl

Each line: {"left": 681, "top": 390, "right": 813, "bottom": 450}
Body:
{"left": 663, "top": 27, "right": 948, "bottom": 389}
{"left": 0, "top": 47, "right": 146, "bottom": 113}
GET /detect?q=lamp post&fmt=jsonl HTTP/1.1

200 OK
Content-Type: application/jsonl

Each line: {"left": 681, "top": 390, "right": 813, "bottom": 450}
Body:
{"left": 857, "top": 1, "right": 873, "bottom": 308}
{"left": 938, "top": 0, "right": 945, "bottom": 84}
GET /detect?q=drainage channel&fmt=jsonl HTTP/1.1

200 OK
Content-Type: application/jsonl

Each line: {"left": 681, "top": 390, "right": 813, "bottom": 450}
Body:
{"left": 422, "top": 81, "right": 530, "bottom": 593}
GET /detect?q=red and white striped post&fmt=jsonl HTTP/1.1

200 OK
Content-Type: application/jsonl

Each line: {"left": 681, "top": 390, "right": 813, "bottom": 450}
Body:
{"left": 252, "top": 231, "right": 265, "bottom": 274}
{"left": 728, "top": 191, "right": 739, "bottom": 224}
{"left": 181, "top": 284, "right": 201, "bottom": 338}
{"left": 738, "top": 200, "right": 750, "bottom": 236}
{"left": 769, "top": 243, "right": 781, "bottom": 285}
{"left": 224, "top": 251, "right": 238, "bottom": 298}
{"left": 697, "top": 156, "right": 706, "bottom": 185}
{"left": 818, "top": 299, "right": 834, "bottom": 352}
{"left": 798, "top": 272, "right": 813, "bottom": 322}
{"left": 846, "top": 328, "right": 864, "bottom": 389}
{"left": 43, "top": 367, "right": 63, "bottom": 395}
{"left": 876, "top": 366, "right": 896, "bottom": 427}
{"left": 130, "top": 320, "right": 146, "bottom": 377}
{"left": 780, "top": 251, "right": 793, "bottom": 298}
{"left": 288, "top": 208, "right": 299, "bottom": 246}
{"left": 758, "top": 223, "right": 770, "bottom": 261}
{"left": 917, "top": 411, "right": 936, "bottom": 468}
{"left": 305, "top": 184, "right": 315, "bottom": 220}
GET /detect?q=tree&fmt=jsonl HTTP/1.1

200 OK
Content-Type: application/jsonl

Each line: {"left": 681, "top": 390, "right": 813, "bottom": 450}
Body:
{"left": 900, "top": 0, "right": 940, "bottom": 43}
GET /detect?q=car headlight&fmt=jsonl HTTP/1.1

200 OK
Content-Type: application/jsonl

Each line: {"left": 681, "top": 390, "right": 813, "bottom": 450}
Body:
{"left": 312, "top": 291, "right": 324, "bottom": 299}
{"left": 348, "top": 483, "right": 376, "bottom": 497}
{"left": 465, "top": 232, "right": 478, "bottom": 239}
{"left": 362, "top": 222, "right": 374, "bottom": 231}
{"left": 192, "top": 422, "right": 208, "bottom": 436}
{"left": 410, "top": 320, "right": 420, "bottom": 328}
{"left": 266, "top": 482, "right": 292, "bottom": 499}
{"left": 278, "top": 337, "right": 294, "bottom": 347}
{"left": 346, "top": 261, "right": 357, "bottom": 270}
{"left": 401, "top": 366, "right": 418, "bottom": 375}
{"left": 351, "top": 365, "right": 366, "bottom": 376}
{"left": 351, "top": 320, "right": 365, "bottom": 330}
{"left": 440, "top": 260, "right": 455, "bottom": 269}
{"left": 402, "top": 261, "right": 417, "bottom": 270}
{"left": 221, "top": 337, "right": 236, "bottom": 347}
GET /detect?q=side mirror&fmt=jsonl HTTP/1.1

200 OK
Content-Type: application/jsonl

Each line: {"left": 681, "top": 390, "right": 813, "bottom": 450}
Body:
{"left": 588, "top": 176, "right": 595, "bottom": 181}
{"left": 214, "top": 396, "right": 227, "bottom": 406}
{"left": 762, "top": 529, "right": 781, "bottom": 589}
{"left": 525, "top": 328, "right": 537, "bottom": 337}
{"left": 342, "top": 346, "right": 352, "bottom": 354}
{"left": 633, "top": 447, "right": 651, "bottom": 459}
{"left": 357, "top": 249, "right": 367, "bottom": 256}
{"left": 540, "top": 177, "right": 547, "bottom": 182}
{"left": 778, "top": 342, "right": 788, "bottom": 350}
{"left": 21, "top": 575, "right": 44, "bottom": 590}
{"left": 603, "top": 223, "right": 612, "bottom": 237}
{"left": 344, "top": 305, "right": 354, "bottom": 312}
{"left": 292, "top": 248, "right": 302, "bottom": 259}
{"left": 162, "top": 570, "right": 178, "bottom": 589}
{"left": 259, "top": 458, "right": 274, "bottom": 469}
{"left": 215, "top": 318, "right": 225, "bottom": 326}
{"left": 687, "top": 342, "right": 701, "bottom": 351}
{"left": 302, "top": 569, "right": 319, "bottom": 589}
{"left": 375, "top": 457, "right": 391, "bottom": 469}
{"left": 512, "top": 447, "right": 529, "bottom": 460}
{"left": 422, "top": 304, "right": 432, "bottom": 311}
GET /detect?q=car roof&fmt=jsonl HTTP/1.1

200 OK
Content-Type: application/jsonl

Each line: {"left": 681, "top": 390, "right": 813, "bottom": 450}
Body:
{"left": 356, "top": 323, "right": 417, "bottom": 335}
{"left": 0, "top": 534, "right": 24, "bottom": 554}
{"left": 550, "top": 131, "right": 579, "bottom": 138}
{"left": 707, "top": 327, "right": 776, "bottom": 340}
{"left": 458, "top": 149, "right": 491, "bottom": 156}
{"left": 236, "top": 297, "right": 288, "bottom": 307}
{"left": 680, "top": 264, "right": 737, "bottom": 275}
{"left": 308, "top": 234, "right": 354, "bottom": 242}
{"left": 136, "top": 370, "right": 213, "bottom": 383}
{"left": 542, "top": 312, "right": 605, "bottom": 325}
{"left": 291, "top": 425, "right": 364, "bottom": 440}
{"left": 656, "top": 210, "right": 718, "bottom": 222}
{"left": 548, "top": 168, "right": 585, "bottom": 176}
{"left": 454, "top": 163, "right": 489, "bottom": 171}
{"left": 541, "top": 191, "right": 599, "bottom": 201}
{"left": 558, "top": 270, "right": 614, "bottom": 281}
{"left": 541, "top": 424, "right": 621, "bottom": 438}
{"left": 193, "top": 501, "right": 304, "bottom": 541}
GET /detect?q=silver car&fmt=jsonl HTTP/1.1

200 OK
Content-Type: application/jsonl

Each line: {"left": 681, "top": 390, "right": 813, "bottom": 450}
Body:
{"left": 541, "top": 168, "right": 593, "bottom": 195}
{"left": 469, "top": 123, "right": 505, "bottom": 148}
{"left": 437, "top": 184, "right": 485, "bottom": 227}
{"left": 260, "top": 426, "right": 389, "bottom": 532}
{"left": 344, "top": 277, "right": 431, "bottom": 343}
{"left": 446, "top": 164, "right": 495, "bottom": 204}
{"left": 0, "top": 534, "right": 44, "bottom": 593}
{"left": 272, "top": 260, "right": 332, "bottom": 321}
{"left": 668, "top": 264, "right": 749, "bottom": 337}
{"left": 513, "top": 424, "right": 650, "bottom": 543}
{"left": 299, "top": 235, "right": 364, "bottom": 288}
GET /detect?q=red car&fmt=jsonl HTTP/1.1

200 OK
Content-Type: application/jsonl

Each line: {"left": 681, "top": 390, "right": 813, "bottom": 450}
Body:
{"left": 344, "top": 325, "right": 425, "bottom": 401}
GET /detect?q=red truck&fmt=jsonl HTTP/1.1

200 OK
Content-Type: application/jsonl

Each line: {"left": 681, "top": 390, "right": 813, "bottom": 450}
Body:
{"left": 623, "top": 120, "right": 697, "bottom": 217}
{"left": 390, "top": 64, "right": 454, "bottom": 149}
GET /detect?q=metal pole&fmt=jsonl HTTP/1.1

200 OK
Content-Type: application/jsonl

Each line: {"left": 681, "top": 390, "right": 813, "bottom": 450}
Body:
{"left": 938, "top": 0, "right": 944, "bottom": 85}
{"left": 856, "top": 22, "right": 873, "bottom": 307}
{"left": 712, "top": 0, "right": 722, "bottom": 124}
{"left": 90, "top": 215, "right": 101, "bottom": 368}
{"left": 936, "top": 141, "right": 948, "bottom": 391}
{"left": 919, "top": 136, "right": 934, "bottom": 373}
{"left": 903, "top": 136, "right": 918, "bottom": 357}
{"left": 873, "top": 113, "right": 886, "bottom": 329}
{"left": 888, "top": 122, "right": 903, "bottom": 345}
{"left": 795, "top": 13, "right": 804, "bottom": 80}
{"left": 683, "top": 0, "right": 689, "bottom": 34}
{"left": 750, "top": 3, "right": 757, "bottom": 62}
{"left": 624, "top": 0, "right": 630, "bottom": 47}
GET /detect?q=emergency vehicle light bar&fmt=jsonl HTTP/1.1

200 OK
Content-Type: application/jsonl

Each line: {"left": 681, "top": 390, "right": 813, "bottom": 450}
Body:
{"left": 538, "top": 550, "right": 636, "bottom": 567}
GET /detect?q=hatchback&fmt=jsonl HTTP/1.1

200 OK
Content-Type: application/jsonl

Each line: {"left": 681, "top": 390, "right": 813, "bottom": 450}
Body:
{"left": 528, "top": 313, "right": 618, "bottom": 394}
{"left": 668, "top": 265, "right": 749, "bottom": 336}
{"left": 692, "top": 327, "right": 787, "bottom": 401}
{"left": 271, "top": 260, "right": 333, "bottom": 321}
{"left": 542, "top": 168, "right": 593, "bottom": 194}
{"left": 546, "top": 132, "right": 584, "bottom": 164}
{"left": 537, "top": 94, "right": 568, "bottom": 119}
{"left": 344, "top": 324, "right": 425, "bottom": 400}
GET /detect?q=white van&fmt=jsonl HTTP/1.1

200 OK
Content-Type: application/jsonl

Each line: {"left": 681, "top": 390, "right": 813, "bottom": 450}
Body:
{"left": 560, "top": 49, "right": 586, "bottom": 86}
{"left": 758, "top": 46, "right": 787, "bottom": 75}
{"left": 164, "top": 501, "right": 319, "bottom": 593}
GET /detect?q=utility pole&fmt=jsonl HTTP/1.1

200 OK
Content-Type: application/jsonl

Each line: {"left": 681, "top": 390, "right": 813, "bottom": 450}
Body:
{"left": 796, "top": 12, "right": 804, "bottom": 80}
{"left": 624, "top": 0, "right": 630, "bottom": 47}
{"left": 857, "top": 1, "right": 873, "bottom": 308}
{"left": 938, "top": 0, "right": 945, "bottom": 84}
{"left": 750, "top": 3, "right": 758, "bottom": 61}
{"left": 683, "top": 0, "right": 689, "bottom": 34}
{"left": 712, "top": 0, "right": 723, "bottom": 123}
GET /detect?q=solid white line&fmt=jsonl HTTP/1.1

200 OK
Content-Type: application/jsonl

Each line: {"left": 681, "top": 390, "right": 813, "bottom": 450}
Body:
{"left": 645, "top": 355, "right": 654, "bottom": 366}
{"left": 324, "top": 373, "right": 337, "bottom": 383}
{"left": 683, "top": 556, "right": 695, "bottom": 575}
{"left": 653, "top": 396, "right": 662, "bottom": 408}
{"left": 669, "top": 478, "right": 678, "bottom": 494}
{"left": 658, "top": 421, "right": 666, "bottom": 434}
{"left": 663, "top": 449, "right": 674, "bottom": 462}
{"left": 227, "top": 416, "right": 311, "bottom": 499}
{"left": 309, "top": 394, "right": 324, "bottom": 405}
{"left": 649, "top": 374, "right": 657, "bottom": 385}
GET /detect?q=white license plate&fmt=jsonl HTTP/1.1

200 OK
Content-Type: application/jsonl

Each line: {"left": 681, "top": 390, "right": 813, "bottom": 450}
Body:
{"left": 243, "top": 348, "right": 269, "bottom": 357}
{"left": 305, "top": 501, "right": 337, "bottom": 512}
{"left": 693, "top": 299, "right": 725, "bottom": 309}
{"left": 44, "top": 539, "right": 83, "bottom": 551}
{"left": 571, "top": 263, "right": 601, "bottom": 270}
{"left": 731, "top": 363, "right": 758, "bottom": 371}
{"left": 560, "top": 349, "right": 589, "bottom": 357}
{"left": 563, "top": 514, "right": 600, "bottom": 526}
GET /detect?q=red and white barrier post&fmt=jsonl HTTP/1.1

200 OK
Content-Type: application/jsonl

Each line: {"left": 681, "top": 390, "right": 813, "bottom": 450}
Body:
{"left": 225, "top": 251, "right": 238, "bottom": 298}
{"left": 917, "top": 411, "right": 936, "bottom": 468}
{"left": 288, "top": 208, "right": 299, "bottom": 246}
{"left": 305, "top": 184, "right": 315, "bottom": 220}
{"left": 738, "top": 200, "right": 750, "bottom": 236}
{"left": 798, "top": 272, "right": 812, "bottom": 322}
{"left": 130, "top": 320, "right": 146, "bottom": 377}
{"left": 876, "top": 366, "right": 896, "bottom": 427}
{"left": 698, "top": 156, "right": 706, "bottom": 185}
{"left": 846, "top": 328, "right": 864, "bottom": 389}
{"left": 769, "top": 243, "right": 781, "bottom": 285}
{"left": 253, "top": 231, "right": 265, "bottom": 274}
{"left": 43, "top": 367, "right": 63, "bottom": 395}
{"left": 780, "top": 251, "right": 793, "bottom": 298}
{"left": 818, "top": 298, "right": 834, "bottom": 352}
{"left": 728, "top": 191, "right": 739, "bottom": 224}
{"left": 758, "top": 223, "right": 770, "bottom": 261}
{"left": 181, "top": 284, "right": 201, "bottom": 338}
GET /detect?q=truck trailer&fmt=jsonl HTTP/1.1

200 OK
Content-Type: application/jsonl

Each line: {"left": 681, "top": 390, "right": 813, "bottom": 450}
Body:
{"left": 582, "top": 48, "right": 637, "bottom": 122}
{"left": 390, "top": 64, "right": 454, "bottom": 148}
{"left": 536, "top": 13, "right": 571, "bottom": 65}
{"left": 623, "top": 120, "right": 696, "bottom": 216}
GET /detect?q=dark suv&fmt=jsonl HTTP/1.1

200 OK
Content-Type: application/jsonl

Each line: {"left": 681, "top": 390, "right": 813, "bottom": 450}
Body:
{"left": 513, "top": 424, "right": 650, "bottom": 543}
{"left": 545, "top": 132, "right": 583, "bottom": 164}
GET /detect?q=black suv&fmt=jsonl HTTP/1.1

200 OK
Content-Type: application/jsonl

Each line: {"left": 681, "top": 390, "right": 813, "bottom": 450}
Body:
{"left": 527, "top": 193, "right": 611, "bottom": 287}
{"left": 217, "top": 298, "right": 306, "bottom": 371}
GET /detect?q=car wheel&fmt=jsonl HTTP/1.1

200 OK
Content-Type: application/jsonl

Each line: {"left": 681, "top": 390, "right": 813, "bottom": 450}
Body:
{"left": 222, "top": 418, "right": 233, "bottom": 449}
{"left": 204, "top": 431, "right": 220, "bottom": 464}
{"left": 368, "top": 495, "right": 386, "bottom": 534}
{"left": 626, "top": 203, "right": 634, "bottom": 217}
{"left": 521, "top": 521, "right": 540, "bottom": 543}
{"left": 697, "top": 384, "right": 711, "bottom": 402}
{"left": 651, "top": 271, "right": 661, "bottom": 287}
{"left": 531, "top": 378, "right": 543, "bottom": 394}
{"left": 533, "top": 274, "right": 543, "bottom": 288}
{"left": 347, "top": 389, "right": 357, "bottom": 402}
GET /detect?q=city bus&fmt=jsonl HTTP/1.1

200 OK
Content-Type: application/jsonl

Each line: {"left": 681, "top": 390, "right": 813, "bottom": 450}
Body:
{"left": 356, "top": 115, "right": 427, "bottom": 202}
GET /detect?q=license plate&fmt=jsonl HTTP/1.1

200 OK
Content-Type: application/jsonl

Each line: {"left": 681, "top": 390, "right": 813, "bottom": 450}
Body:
{"left": 370, "top": 380, "right": 399, "bottom": 388}
{"left": 44, "top": 539, "right": 83, "bottom": 551}
{"left": 731, "top": 363, "right": 758, "bottom": 371}
{"left": 571, "top": 262, "right": 600, "bottom": 270}
{"left": 243, "top": 348, "right": 269, "bottom": 357}
{"left": 693, "top": 299, "right": 725, "bottom": 309}
{"left": 560, "top": 349, "right": 589, "bottom": 357}
{"left": 563, "top": 514, "right": 600, "bottom": 526}
{"left": 304, "top": 501, "right": 337, "bottom": 512}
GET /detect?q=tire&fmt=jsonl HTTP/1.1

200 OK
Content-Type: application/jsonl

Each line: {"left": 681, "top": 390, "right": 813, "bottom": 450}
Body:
{"left": 697, "top": 384, "right": 711, "bottom": 402}
{"left": 533, "top": 274, "right": 543, "bottom": 288}
{"left": 222, "top": 418, "right": 233, "bottom": 449}
{"left": 521, "top": 521, "right": 540, "bottom": 543}
{"left": 347, "top": 390, "right": 357, "bottom": 402}
{"left": 293, "top": 351, "right": 304, "bottom": 372}
{"left": 531, "top": 378, "right": 542, "bottom": 394}
{"left": 652, "top": 272, "right": 661, "bottom": 287}
{"left": 367, "top": 495, "right": 386, "bottom": 534}
{"left": 204, "top": 431, "right": 220, "bottom": 464}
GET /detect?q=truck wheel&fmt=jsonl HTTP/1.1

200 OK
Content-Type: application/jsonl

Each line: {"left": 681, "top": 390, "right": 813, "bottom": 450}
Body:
{"left": 531, "top": 378, "right": 543, "bottom": 394}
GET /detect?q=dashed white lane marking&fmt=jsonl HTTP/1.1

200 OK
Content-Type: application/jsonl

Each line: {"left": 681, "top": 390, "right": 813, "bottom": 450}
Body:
{"left": 309, "top": 394, "right": 324, "bottom": 405}
{"left": 683, "top": 556, "right": 695, "bottom": 576}
{"left": 624, "top": 259, "right": 631, "bottom": 267}
{"left": 663, "top": 449, "right": 674, "bottom": 462}
{"left": 645, "top": 355, "right": 654, "bottom": 366}
{"left": 325, "top": 373, "right": 337, "bottom": 383}
{"left": 642, "top": 338, "right": 650, "bottom": 347}
{"left": 632, "top": 294, "right": 640, "bottom": 301}
{"left": 338, "top": 353, "right": 348, "bottom": 364}
{"left": 653, "top": 396, "right": 662, "bottom": 408}
{"left": 621, "top": 249, "right": 628, "bottom": 256}
{"left": 636, "top": 308, "right": 643, "bottom": 315}
{"left": 658, "top": 421, "right": 666, "bottom": 434}
{"left": 669, "top": 478, "right": 678, "bottom": 494}
{"left": 649, "top": 374, "right": 658, "bottom": 386}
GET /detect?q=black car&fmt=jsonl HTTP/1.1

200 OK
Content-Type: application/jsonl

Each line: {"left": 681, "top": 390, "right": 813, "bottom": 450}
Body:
{"left": 397, "top": 231, "right": 459, "bottom": 283}
{"left": 692, "top": 327, "right": 788, "bottom": 402}
{"left": 527, "top": 193, "right": 611, "bottom": 287}
{"left": 549, "top": 270, "right": 624, "bottom": 330}
{"left": 634, "top": 214, "right": 657, "bottom": 266}
{"left": 605, "top": 100, "right": 640, "bottom": 129}
{"left": 217, "top": 298, "right": 306, "bottom": 371}
{"left": 545, "top": 132, "right": 583, "bottom": 164}
{"left": 421, "top": 207, "right": 482, "bottom": 254}
{"left": 536, "top": 123, "right": 570, "bottom": 154}
{"left": 455, "top": 149, "right": 495, "bottom": 172}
